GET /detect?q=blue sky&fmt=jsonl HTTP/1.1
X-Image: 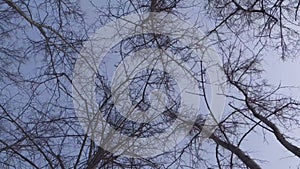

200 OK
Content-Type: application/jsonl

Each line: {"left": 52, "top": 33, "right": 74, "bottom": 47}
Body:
{"left": 77, "top": 0, "right": 300, "bottom": 168}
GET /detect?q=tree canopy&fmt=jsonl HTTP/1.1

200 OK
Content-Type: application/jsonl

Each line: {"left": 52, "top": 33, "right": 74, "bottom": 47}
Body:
{"left": 0, "top": 0, "right": 300, "bottom": 168}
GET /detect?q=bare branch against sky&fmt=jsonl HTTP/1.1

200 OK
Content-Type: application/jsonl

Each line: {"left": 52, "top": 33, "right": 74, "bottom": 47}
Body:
{"left": 0, "top": 0, "right": 300, "bottom": 168}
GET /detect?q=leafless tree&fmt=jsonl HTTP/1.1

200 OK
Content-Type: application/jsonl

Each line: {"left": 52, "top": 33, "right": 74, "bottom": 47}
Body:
{"left": 0, "top": 0, "right": 300, "bottom": 169}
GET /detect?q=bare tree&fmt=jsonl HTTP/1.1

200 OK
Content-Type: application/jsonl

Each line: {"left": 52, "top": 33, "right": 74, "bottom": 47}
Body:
{"left": 0, "top": 0, "right": 300, "bottom": 169}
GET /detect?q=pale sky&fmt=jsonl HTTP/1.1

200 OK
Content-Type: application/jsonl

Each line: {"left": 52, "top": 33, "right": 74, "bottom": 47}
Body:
{"left": 78, "top": 1, "right": 300, "bottom": 168}
{"left": 257, "top": 55, "right": 300, "bottom": 168}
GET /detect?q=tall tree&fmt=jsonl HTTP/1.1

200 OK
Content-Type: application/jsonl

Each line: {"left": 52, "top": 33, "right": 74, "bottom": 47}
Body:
{"left": 0, "top": 0, "right": 299, "bottom": 168}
